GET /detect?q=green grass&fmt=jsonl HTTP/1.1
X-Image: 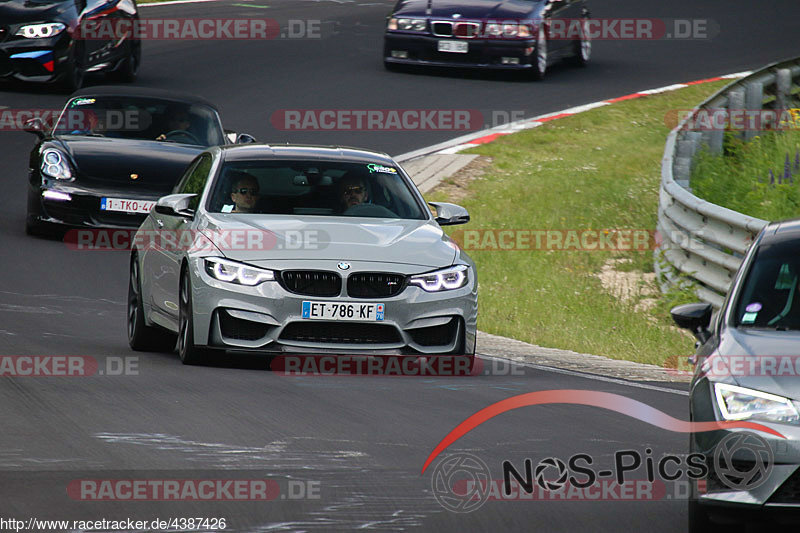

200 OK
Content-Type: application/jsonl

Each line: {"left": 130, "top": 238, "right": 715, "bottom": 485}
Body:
{"left": 691, "top": 130, "right": 800, "bottom": 221}
{"left": 426, "top": 80, "right": 732, "bottom": 366}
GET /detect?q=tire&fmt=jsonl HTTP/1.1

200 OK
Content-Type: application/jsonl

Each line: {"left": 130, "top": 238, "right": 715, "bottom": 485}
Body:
{"left": 59, "top": 43, "right": 85, "bottom": 93}
{"left": 128, "top": 254, "right": 177, "bottom": 352}
{"left": 572, "top": 17, "right": 591, "bottom": 67}
{"left": 108, "top": 41, "right": 140, "bottom": 83}
{"left": 25, "top": 216, "right": 48, "bottom": 237}
{"left": 178, "top": 269, "right": 212, "bottom": 365}
{"left": 530, "top": 25, "right": 548, "bottom": 81}
{"left": 688, "top": 500, "right": 726, "bottom": 533}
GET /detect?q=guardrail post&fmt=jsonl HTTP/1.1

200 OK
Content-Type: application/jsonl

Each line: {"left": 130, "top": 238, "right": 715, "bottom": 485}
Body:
{"left": 776, "top": 68, "right": 792, "bottom": 111}
{"left": 744, "top": 81, "right": 763, "bottom": 141}
{"left": 707, "top": 108, "right": 725, "bottom": 154}
{"left": 728, "top": 88, "right": 745, "bottom": 141}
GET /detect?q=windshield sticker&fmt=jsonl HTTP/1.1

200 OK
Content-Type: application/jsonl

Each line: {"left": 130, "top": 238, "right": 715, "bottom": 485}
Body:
{"left": 71, "top": 98, "right": 96, "bottom": 107}
{"left": 741, "top": 311, "right": 758, "bottom": 324}
{"left": 745, "top": 302, "right": 762, "bottom": 313}
{"left": 367, "top": 164, "right": 397, "bottom": 174}
{"left": 221, "top": 204, "right": 234, "bottom": 213}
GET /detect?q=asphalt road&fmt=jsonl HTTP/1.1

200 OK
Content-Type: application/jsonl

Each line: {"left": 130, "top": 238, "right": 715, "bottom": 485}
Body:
{"left": 0, "top": 0, "right": 798, "bottom": 530}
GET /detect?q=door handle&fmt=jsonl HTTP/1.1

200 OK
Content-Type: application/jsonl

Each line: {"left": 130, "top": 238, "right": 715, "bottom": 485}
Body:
{"left": 156, "top": 219, "right": 164, "bottom": 228}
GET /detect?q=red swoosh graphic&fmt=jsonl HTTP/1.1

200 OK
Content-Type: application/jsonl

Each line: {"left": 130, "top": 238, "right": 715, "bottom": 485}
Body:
{"left": 421, "top": 390, "right": 786, "bottom": 474}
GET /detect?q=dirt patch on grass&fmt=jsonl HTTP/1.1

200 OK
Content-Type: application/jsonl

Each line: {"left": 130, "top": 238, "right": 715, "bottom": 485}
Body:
{"left": 597, "top": 258, "right": 659, "bottom": 312}
{"left": 430, "top": 155, "right": 493, "bottom": 202}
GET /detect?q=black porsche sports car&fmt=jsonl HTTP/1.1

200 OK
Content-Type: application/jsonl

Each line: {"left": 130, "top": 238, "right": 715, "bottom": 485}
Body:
{"left": 25, "top": 86, "right": 254, "bottom": 234}
{"left": 383, "top": 0, "right": 590, "bottom": 79}
{"left": 0, "top": 0, "right": 141, "bottom": 92}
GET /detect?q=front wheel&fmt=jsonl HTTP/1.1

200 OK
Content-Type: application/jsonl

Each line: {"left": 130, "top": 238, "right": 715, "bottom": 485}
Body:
{"left": 530, "top": 25, "right": 548, "bottom": 81}
{"left": 178, "top": 270, "right": 212, "bottom": 365}
{"left": 572, "top": 17, "right": 591, "bottom": 67}
{"left": 128, "top": 255, "right": 177, "bottom": 352}
{"left": 109, "top": 41, "right": 140, "bottom": 83}
{"left": 59, "top": 43, "right": 85, "bottom": 93}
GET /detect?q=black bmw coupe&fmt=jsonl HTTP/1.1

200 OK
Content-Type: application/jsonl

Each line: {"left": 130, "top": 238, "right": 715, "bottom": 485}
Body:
{"left": 0, "top": 0, "right": 141, "bottom": 91}
{"left": 25, "top": 86, "right": 254, "bottom": 235}
{"left": 383, "top": 0, "right": 591, "bottom": 79}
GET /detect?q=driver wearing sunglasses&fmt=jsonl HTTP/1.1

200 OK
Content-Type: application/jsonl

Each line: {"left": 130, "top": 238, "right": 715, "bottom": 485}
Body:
{"left": 338, "top": 173, "right": 369, "bottom": 213}
{"left": 229, "top": 172, "right": 260, "bottom": 213}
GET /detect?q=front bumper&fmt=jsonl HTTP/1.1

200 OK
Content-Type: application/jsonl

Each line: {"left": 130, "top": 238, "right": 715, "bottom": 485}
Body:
{"left": 692, "top": 423, "right": 800, "bottom": 518}
{"left": 185, "top": 258, "right": 478, "bottom": 355}
{"left": 384, "top": 33, "right": 537, "bottom": 70}
{"left": 28, "top": 179, "right": 165, "bottom": 229}
{"left": 0, "top": 34, "right": 70, "bottom": 82}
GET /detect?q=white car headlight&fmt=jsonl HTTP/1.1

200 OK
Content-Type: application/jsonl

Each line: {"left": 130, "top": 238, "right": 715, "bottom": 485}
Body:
{"left": 16, "top": 23, "right": 65, "bottom": 39}
{"left": 40, "top": 148, "right": 72, "bottom": 180}
{"left": 390, "top": 18, "right": 426, "bottom": 31}
{"left": 714, "top": 383, "right": 800, "bottom": 424}
{"left": 204, "top": 257, "right": 275, "bottom": 286}
{"left": 410, "top": 265, "right": 468, "bottom": 292}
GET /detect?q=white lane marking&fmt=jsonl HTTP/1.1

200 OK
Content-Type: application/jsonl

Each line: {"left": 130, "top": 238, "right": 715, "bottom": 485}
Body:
{"left": 477, "top": 354, "right": 690, "bottom": 397}
{"left": 638, "top": 84, "right": 688, "bottom": 94}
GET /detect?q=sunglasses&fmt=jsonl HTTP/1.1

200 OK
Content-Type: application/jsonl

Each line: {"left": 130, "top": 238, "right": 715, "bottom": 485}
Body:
{"left": 235, "top": 188, "right": 259, "bottom": 195}
{"left": 343, "top": 186, "right": 365, "bottom": 195}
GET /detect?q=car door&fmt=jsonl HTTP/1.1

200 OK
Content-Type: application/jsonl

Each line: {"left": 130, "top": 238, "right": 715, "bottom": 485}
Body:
{"left": 543, "top": 0, "right": 579, "bottom": 55}
{"left": 149, "top": 154, "right": 212, "bottom": 319}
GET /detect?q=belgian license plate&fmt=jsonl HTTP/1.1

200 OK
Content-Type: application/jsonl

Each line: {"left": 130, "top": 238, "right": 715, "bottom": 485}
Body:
{"left": 101, "top": 197, "right": 156, "bottom": 214}
{"left": 438, "top": 40, "right": 468, "bottom": 53}
{"left": 302, "top": 301, "right": 385, "bottom": 321}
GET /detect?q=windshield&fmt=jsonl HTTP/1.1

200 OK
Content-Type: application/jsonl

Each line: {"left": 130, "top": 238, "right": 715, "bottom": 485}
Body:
{"left": 733, "top": 241, "right": 800, "bottom": 330}
{"left": 207, "top": 160, "right": 427, "bottom": 219}
{"left": 53, "top": 96, "right": 225, "bottom": 146}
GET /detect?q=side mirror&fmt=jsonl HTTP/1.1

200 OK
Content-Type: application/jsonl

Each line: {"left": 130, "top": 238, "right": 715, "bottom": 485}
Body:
{"left": 155, "top": 193, "right": 196, "bottom": 218}
{"left": 671, "top": 302, "right": 713, "bottom": 345}
{"left": 24, "top": 117, "right": 47, "bottom": 139}
{"left": 429, "top": 202, "right": 470, "bottom": 226}
{"left": 235, "top": 133, "right": 256, "bottom": 144}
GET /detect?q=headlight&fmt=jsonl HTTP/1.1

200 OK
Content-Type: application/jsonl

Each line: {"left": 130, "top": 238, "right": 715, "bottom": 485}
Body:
{"left": 714, "top": 383, "right": 800, "bottom": 424}
{"left": 390, "top": 18, "right": 426, "bottom": 31}
{"left": 40, "top": 148, "right": 72, "bottom": 180}
{"left": 410, "top": 265, "right": 468, "bottom": 292}
{"left": 16, "top": 23, "right": 65, "bottom": 39}
{"left": 204, "top": 257, "right": 275, "bottom": 286}
{"left": 485, "top": 23, "right": 503, "bottom": 36}
{"left": 518, "top": 24, "right": 532, "bottom": 38}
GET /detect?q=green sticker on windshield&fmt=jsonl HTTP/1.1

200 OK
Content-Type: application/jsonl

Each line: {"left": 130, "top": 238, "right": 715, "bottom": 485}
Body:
{"left": 71, "top": 98, "right": 96, "bottom": 106}
{"left": 367, "top": 164, "right": 397, "bottom": 174}
{"left": 742, "top": 311, "right": 758, "bottom": 323}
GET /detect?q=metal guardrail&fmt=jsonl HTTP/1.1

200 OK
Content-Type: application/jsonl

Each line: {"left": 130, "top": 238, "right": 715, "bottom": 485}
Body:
{"left": 655, "top": 57, "right": 800, "bottom": 308}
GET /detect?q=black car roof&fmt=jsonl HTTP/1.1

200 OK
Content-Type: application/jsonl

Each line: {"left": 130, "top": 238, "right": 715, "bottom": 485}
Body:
{"left": 68, "top": 86, "right": 218, "bottom": 110}
{"left": 219, "top": 144, "right": 395, "bottom": 165}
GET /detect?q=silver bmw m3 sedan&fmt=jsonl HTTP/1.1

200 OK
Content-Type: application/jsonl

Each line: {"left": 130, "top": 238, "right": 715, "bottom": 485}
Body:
{"left": 127, "top": 144, "right": 478, "bottom": 365}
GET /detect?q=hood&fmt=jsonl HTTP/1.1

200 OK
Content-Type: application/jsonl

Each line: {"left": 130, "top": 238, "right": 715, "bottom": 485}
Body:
{"left": 53, "top": 137, "right": 203, "bottom": 193}
{"left": 711, "top": 327, "right": 800, "bottom": 400}
{"left": 394, "top": 0, "right": 539, "bottom": 20}
{"left": 199, "top": 214, "right": 457, "bottom": 268}
{"left": 0, "top": 0, "right": 72, "bottom": 23}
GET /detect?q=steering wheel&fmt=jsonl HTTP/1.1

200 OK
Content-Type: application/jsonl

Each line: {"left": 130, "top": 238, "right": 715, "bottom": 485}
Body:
{"left": 163, "top": 129, "right": 201, "bottom": 145}
{"left": 343, "top": 203, "right": 398, "bottom": 218}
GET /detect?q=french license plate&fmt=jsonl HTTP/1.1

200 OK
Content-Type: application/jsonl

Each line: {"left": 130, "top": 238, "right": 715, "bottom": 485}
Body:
{"left": 302, "top": 301, "right": 385, "bottom": 321}
{"left": 437, "top": 40, "right": 468, "bottom": 53}
{"left": 101, "top": 197, "right": 156, "bottom": 214}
